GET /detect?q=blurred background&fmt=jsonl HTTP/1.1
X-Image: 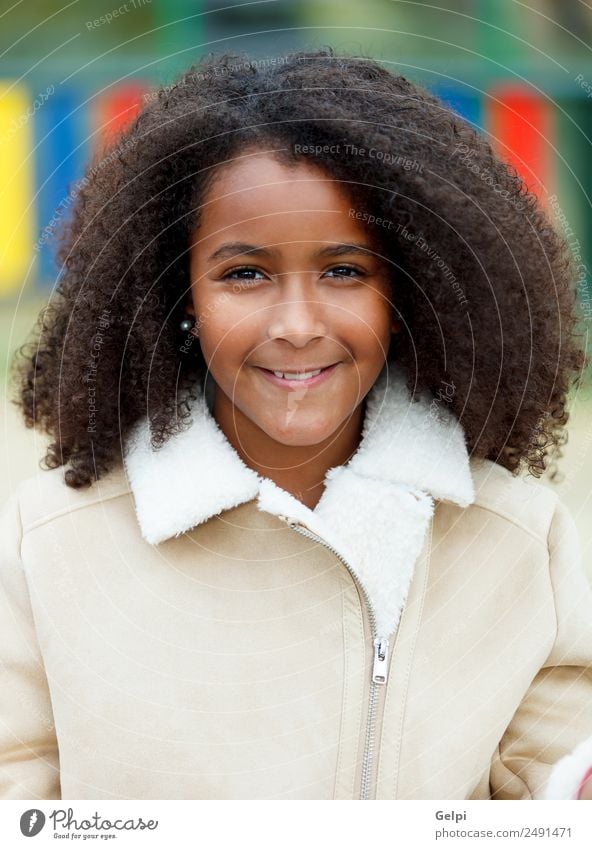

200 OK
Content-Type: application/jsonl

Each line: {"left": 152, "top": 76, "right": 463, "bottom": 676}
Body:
{"left": 1, "top": 0, "right": 592, "bottom": 574}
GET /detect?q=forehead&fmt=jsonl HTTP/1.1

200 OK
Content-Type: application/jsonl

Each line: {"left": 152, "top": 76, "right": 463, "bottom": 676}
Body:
{"left": 193, "top": 153, "right": 375, "bottom": 246}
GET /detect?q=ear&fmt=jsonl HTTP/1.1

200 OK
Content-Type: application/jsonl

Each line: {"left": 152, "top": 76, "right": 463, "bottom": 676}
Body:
{"left": 184, "top": 296, "right": 196, "bottom": 318}
{"left": 391, "top": 317, "right": 401, "bottom": 334}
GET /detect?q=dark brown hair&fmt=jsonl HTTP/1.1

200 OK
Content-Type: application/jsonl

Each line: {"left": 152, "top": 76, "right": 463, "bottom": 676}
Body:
{"left": 12, "top": 47, "right": 587, "bottom": 487}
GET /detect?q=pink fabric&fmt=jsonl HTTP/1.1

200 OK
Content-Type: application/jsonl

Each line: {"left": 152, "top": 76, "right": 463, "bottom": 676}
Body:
{"left": 576, "top": 766, "right": 592, "bottom": 799}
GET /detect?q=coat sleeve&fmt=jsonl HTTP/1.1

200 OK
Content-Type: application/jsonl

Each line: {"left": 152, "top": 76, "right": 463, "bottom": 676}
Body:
{"left": 488, "top": 498, "right": 592, "bottom": 800}
{"left": 0, "top": 493, "right": 61, "bottom": 799}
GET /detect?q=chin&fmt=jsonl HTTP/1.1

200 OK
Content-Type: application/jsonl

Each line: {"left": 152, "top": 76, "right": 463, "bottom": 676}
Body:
{"left": 264, "top": 416, "right": 339, "bottom": 447}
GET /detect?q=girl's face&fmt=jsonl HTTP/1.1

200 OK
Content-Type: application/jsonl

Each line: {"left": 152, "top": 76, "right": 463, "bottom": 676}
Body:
{"left": 187, "top": 153, "right": 399, "bottom": 448}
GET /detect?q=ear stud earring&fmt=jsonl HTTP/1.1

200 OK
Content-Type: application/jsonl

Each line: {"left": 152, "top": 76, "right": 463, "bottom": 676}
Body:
{"left": 180, "top": 317, "right": 198, "bottom": 336}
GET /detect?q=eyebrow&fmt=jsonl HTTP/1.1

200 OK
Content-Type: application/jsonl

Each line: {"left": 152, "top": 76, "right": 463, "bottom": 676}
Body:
{"left": 206, "top": 242, "right": 375, "bottom": 262}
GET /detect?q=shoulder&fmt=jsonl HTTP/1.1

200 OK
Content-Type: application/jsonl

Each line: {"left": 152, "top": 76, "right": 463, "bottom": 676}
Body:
{"left": 458, "top": 457, "right": 561, "bottom": 545}
{"left": 6, "top": 464, "right": 131, "bottom": 537}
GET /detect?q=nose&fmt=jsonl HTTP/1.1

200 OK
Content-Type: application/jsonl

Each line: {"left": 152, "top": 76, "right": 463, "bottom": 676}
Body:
{"left": 266, "top": 283, "right": 328, "bottom": 347}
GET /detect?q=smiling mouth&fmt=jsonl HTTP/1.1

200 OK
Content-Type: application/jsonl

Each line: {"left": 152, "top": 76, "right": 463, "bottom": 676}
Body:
{"left": 259, "top": 364, "right": 338, "bottom": 380}
{"left": 255, "top": 363, "right": 340, "bottom": 387}
{"left": 270, "top": 368, "right": 321, "bottom": 380}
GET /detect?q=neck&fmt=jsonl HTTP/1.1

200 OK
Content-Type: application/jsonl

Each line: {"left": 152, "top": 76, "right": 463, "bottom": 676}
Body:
{"left": 212, "top": 389, "right": 365, "bottom": 510}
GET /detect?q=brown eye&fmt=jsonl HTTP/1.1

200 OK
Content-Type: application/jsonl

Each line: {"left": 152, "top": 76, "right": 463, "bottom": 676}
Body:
{"left": 324, "top": 265, "right": 365, "bottom": 279}
{"left": 222, "top": 266, "right": 266, "bottom": 283}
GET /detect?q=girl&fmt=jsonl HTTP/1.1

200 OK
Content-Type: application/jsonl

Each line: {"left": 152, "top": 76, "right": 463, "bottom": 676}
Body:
{"left": 2, "top": 48, "right": 592, "bottom": 801}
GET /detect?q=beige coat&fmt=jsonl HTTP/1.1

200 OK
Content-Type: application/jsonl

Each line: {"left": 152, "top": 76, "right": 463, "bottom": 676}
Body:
{"left": 1, "top": 369, "right": 592, "bottom": 800}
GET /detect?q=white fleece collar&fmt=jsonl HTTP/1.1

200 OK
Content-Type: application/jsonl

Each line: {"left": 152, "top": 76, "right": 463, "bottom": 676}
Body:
{"left": 124, "top": 365, "right": 475, "bottom": 635}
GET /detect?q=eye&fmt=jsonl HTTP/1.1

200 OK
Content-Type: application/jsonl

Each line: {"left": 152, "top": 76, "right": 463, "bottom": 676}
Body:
{"left": 323, "top": 265, "right": 366, "bottom": 280}
{"left": 221, "top": 266, "right": 266, "bottom": 284}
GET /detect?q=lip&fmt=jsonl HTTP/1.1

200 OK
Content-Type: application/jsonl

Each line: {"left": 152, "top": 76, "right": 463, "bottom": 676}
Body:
{"left": 255, "top": 363, "right": 340, "bottom": 389}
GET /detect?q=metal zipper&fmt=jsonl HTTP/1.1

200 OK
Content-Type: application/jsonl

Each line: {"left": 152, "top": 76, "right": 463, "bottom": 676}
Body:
{"left": 277, "top": 515, "right": 389, "bottom": 800}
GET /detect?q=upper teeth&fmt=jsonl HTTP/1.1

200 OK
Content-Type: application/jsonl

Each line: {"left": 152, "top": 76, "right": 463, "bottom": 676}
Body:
{"left": 273, "top": 369, "right": 323, "bottom": 380}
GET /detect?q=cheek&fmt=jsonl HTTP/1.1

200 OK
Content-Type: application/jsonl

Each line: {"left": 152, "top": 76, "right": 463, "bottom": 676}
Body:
{"left": 348, "top": 296, "right": 393, "bottom": 354}
{"left": 197, "top": 304, "right": 256, "bottom": 370}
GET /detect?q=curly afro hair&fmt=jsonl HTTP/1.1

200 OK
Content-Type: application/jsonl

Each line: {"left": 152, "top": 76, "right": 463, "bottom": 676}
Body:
{"left": 12, "top": 47, "right": 587, "bottom": 488}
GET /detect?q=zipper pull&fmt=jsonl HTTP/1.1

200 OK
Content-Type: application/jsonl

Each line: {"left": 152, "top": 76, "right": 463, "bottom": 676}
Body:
{"left": 372, "top": 636, "right": 390, "bottom": 684}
